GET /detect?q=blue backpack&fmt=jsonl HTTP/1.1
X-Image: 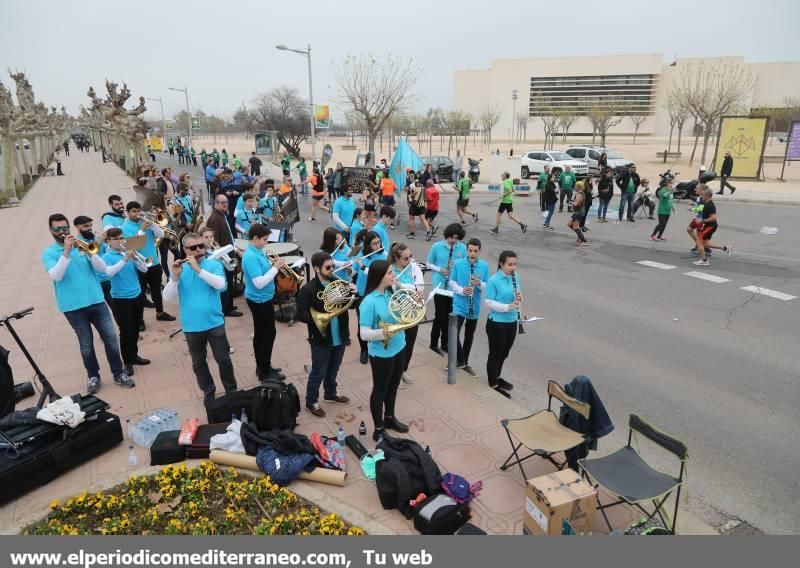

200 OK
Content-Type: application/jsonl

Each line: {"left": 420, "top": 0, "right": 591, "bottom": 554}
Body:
{"left": 441, "top": 473, "right": 482, "bottom": 504}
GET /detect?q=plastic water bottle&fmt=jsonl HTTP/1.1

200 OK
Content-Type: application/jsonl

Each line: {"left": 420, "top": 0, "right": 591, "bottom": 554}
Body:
{"left": 337, "top": 426, "right": 345, "bottom": 446}
{"left": 358, "top": 421, "right": 367, "bottom": 447}
{"left": 126, "top": 418, "right": 133, "bottom": 440}
{"left": 128, "top": 444, "right": 137, "bottom": 467}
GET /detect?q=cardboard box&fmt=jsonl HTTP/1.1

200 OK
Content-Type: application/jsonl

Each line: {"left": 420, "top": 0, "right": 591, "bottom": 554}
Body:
{"left": 524, "top": 469, "right": 597, "bottom": 536}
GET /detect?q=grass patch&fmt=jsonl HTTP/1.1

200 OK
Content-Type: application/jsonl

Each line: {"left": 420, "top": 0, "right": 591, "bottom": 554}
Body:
{"left": 26, "top": 462, "right": 364, "bottom": 536}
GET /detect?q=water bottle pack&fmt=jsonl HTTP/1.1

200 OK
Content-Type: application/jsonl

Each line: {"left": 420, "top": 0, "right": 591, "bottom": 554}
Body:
{"left": 131, "top": 408, "right": 179, "bottom": 448}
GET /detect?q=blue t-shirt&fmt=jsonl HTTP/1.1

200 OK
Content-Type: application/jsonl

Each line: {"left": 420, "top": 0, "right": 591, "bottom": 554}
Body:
{"left": 355, "top": 251, "right": 387, "bottom": 297}
{"left": 175, "top": 258, "right": 225, "bottom": 332}
{"left": 79, "top": 238, "right": 110, "bottom": 283}
{"left": 101, "top": 212, "right": 126, "bottom": 229}
{"left": 242, "top": 244, "right": 275, "bottom": 303}
{"left": 325, "top": 243, "right": 352, "bottom": 282}
{"left": 427, "top": 240, "right": 467, "bottom": 289}
{"left": 42, "top": 243, "right": 104, "bottom": 312}
{"left": 349, "top": 220, "right": 363, "bottom": 247}
{"left": 121, "top": 219, "right": 158, "bottom": 260}
{"left": 392, "top": 262, "right": 416, "bottom": 288}
{"left": 333, "top": 196, "right": 356, "bottom": 230}
{"left": 175, "top": 195, "right": 193, "bottom": 225}
{"left": 101, "top": 249, "right": 142, "bottom": 299}
{"left": 372, "top": 221, "right": 391, "bottom": 254}
{"left": 359, "top": 289, "right": 406, "bottom": 358}
{"left": 485, "top": 271, "right": 520, "bottom": 323}
{"left": 259, "top": 196, "right": 277, "bottom": 219}
{"left": 451, "top": 258, "right": 490, "bottom": 319}
{"left": 205, "top": 164, "right": 216, "bottom": 183}
{"left": 236, "top": 210, "right": 259, "bottom": 239}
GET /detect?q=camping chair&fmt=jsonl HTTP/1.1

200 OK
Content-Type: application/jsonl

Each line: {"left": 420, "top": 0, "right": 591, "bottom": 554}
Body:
{"left": 578, "top": 414, "right": 687, "bottom": 534}
{"left": 500, "top": 380, "right": 591, "bottom": 481}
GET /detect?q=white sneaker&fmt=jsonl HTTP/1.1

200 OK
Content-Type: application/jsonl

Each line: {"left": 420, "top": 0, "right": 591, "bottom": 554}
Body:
{"left": 693, "top": 259, "right": 710, "bottom": 266}
{"left": 229, "top": 347, "right": 235, "bottom": 354}
{"left": 726, "top": 244, "right": 733, "bottom": 258}
{"left": 401, "top": 372, "right": 415, "bottom": 384}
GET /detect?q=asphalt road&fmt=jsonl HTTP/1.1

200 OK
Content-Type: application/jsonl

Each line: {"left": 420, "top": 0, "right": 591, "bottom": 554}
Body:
{"left": 158, "top": 154, "right": 799, "bottom": 533}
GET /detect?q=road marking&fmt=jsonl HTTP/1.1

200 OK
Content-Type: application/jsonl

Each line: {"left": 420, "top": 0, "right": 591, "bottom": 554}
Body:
{"left": 683, "top": 271, "right": 731, "bottom": 284}
{"left": 636, "top": 261, "right": 676, "bottom": 270}
{"left": 740, "top": 286, "right": 797, "bottom": 301}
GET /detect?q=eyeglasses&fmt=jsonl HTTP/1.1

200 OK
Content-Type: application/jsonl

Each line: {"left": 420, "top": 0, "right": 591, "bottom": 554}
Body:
{"left": 400, "top": 255, "right": 412, "bottom": 260}
{"left": 51, "top": 226, "right": 70, "bottom": 233}
{"left": 186, "top": 243, "right": 205, "bottom": 251}
{"left": 321, "top": 264, "right": 334, "bottom": 270}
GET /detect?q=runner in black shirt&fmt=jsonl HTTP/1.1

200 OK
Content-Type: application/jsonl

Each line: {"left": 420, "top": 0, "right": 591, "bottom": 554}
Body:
{"left": 692, "top": 187, "right": 733, "bottom": 266}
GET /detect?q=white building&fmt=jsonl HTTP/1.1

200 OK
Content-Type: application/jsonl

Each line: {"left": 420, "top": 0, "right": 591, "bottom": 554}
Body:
{"left": 453, "top": 54, "right": 800, "bottom": 140}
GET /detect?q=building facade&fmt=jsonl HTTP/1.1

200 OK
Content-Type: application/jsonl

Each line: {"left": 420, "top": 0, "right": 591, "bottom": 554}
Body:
{"left": 453, "top": 54, "right": 800, "bottom": 141}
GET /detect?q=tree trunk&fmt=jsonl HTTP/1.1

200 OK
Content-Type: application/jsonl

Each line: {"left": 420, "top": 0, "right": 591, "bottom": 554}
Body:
{"left": 2, "top": 135, "right": 19, "bottom": 202}
{"left": 689, "top": 135, "right": 700, "bottom": 165}
{"left": 368, "top": 131, "right": 376, "bottom": 166}
{"left": 591, "top": 128, "right": 596, "bottom": 144}
{"left": 677, "top": 125, "right": 684, "bottom": 152}
{"left": 667, "top": 126, "right": 674, "bottom": 152}
{"left": 700, "top": 132, "right": 712, "bottom": 166}
{"left": 632, "top": 127, "right": 638, "bottom": 145}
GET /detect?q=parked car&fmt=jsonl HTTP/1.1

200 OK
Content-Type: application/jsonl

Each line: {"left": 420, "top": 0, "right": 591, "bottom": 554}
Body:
{"left": 565, "top": 145, "right": 633, "bottom": 176}
{"left": 520, "top": 150, "right": 588, "bottom": 179}
{"left": 420, "top": 155, "right": 454, "bottom": 181}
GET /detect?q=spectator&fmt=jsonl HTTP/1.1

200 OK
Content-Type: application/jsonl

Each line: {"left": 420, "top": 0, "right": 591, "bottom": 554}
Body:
{"left": 616, "top": 164, "right": 640, "bottom": 223}
{"left": 559, "top": 164, "right": 576, "bottom": 213}
{"left": 249, "top": 151, "right": 262, "bottom": 176}
{"left": 717, "top": 151, "right": 736, "bottom": 195}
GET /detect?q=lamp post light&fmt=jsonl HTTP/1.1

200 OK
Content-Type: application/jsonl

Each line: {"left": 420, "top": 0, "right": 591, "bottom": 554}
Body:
{"left": 146, "top": 96, "right": 165, "bottom": 146}
{"left": 511, "top": 89, "right": 518, "bottom": 153}
{"left": 168, "top": 86, "right": 192, "bottom": 150}
{"left": 276, "top": 43, "right": 316, "bottom": 165}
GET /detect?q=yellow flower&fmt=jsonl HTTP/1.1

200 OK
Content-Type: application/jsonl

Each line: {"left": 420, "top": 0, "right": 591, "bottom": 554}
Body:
{"left": 103, "top": 518, "right": 111, "bottom": 524}
{"left": 120, "top": 519, "right": 130, "bottom": 529}
{"left": 49, "top": 499, "right": 60, "bottom": 509}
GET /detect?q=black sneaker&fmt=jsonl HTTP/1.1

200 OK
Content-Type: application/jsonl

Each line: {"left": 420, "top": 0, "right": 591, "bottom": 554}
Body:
{"left": 425, "top": 233, "right": 432, "bottom": 242}
{"left": 359, "top": 350, "right": 369, "bottom": 365}
{"left": 406, "top": 233, "right": 416, "bottom": 239}
{"left": 492, "top": 385, "right": 512, "bottom": 399}
{"left": 472, "top": 213, "right": 478, "bottom": 223}
{"left": 372, "top": 428, "right": 385, "bottom": 442}
{"left": 383, "top": 417, "right": 409, "bottom": 433}
{"left": 429, "top": 345, "right": 445, "bottom": 357}
{"left": 520, "top": 223, "right": 528, "bottom": 233}
{"left": 87, "top": 376, "right": 101, "bottom": 395}
{"left": 489, "top": 227, "right": 499, "bottom": 235}
{"left": 143, "top": 299, "right": 156, "bottom": 309}
{"left": 431, "top": 224, "right": 440, "bottom": 236}
{"left": 132, "top": 356, "right": 151, "bottom": 365}
{"left": 324, "top": 393, "right": 350, "bottom": 404}
{"left": 124, "top": 365, "right": 134, "bottom": 376}
{"left": 462, "top": 365, "right": 477, "bottom": 376}
{"left": 139, "top": 321, "right": 146, "bottom": 332}
{"left": 497, "top": 378, "right": 514, "bottom": 391}
{"left": 113, "top": 373, "right": 135, "bottom": 388}
{"left": 263, "top": 367, "right": 286, "bottom": 381}
{"left": 156, "top": 312, "right": 176, "bottom": 321}
{"left": 225, "top": 310, "right": 243, "bottom": 318}
{"left": 306, "top": 403, "right": 326, "bottom": 418}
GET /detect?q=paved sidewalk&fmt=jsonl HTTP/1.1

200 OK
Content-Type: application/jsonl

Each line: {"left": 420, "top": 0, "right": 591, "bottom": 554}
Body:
{"left": 0, "top": 151, "right": 715, "bottom": 535}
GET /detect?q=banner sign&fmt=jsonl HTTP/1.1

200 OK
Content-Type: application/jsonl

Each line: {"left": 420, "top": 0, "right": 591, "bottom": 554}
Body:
{"left": 191, "top": 117, "right": 200, "bottom": 129}
{"left": 314, "top": 105, "right": 330, "bottom": 129}
{"left": 713, "top": 116, "right": 768, "bottom": 179}
{"left": 341, "top": 167, "right": 372, "bottom": 193}
{"left": 321, "top": 144, "right": 334, "bottom": 171}
{"left": 786, "top": 121, "right": 800, "bottom": 161}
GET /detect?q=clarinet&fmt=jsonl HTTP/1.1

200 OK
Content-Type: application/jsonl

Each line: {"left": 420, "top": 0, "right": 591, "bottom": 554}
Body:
{"left": 511, "top": 271, "right": 525, "bottom": 334}
{"left": 468, "top": 261, "right": 476, "bottom": 318}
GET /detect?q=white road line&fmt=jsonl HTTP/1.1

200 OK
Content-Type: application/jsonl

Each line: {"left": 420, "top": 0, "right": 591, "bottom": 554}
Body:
{"left": 683, "top": 271, "right": 731, "bottom": 284}
{"left": 636, "top": 261, "right": 676, "bottom": 270}
{"left": 740, "top": 286, "right": 797, "bottom": 301}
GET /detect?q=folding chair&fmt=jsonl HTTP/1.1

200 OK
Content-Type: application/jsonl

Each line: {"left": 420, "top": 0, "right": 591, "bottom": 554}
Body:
{"left": 579, "top": 414, "right": 687, "bottom": 534}
{"left": 500, "top": 380, "right": 591, "bottom": 481}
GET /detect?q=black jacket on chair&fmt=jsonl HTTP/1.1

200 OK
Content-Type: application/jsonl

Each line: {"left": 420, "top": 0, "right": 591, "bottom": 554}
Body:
{"left": 559, "top": 375, "right": 614, "bottom": 470}
{"left": 295, "top": 277, "right": 351, "bottom": 346}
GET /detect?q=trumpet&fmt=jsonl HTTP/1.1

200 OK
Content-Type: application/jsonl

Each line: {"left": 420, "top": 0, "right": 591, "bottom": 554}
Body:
{"left": 74, "top": 239, "right": 100, "bottom": 255}
{"left": 310, "top": 280, "right": 356, "bottom": 334}
{"left": 121, "top": 244, "right": 153, "bottom": 268}
{"left": 264, "top": 247, "right": 304, "bottom": 284}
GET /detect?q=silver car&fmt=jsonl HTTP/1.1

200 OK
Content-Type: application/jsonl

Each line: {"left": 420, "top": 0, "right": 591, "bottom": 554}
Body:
{"left": 565, "top": 145, "right": 633, "bottom": 176}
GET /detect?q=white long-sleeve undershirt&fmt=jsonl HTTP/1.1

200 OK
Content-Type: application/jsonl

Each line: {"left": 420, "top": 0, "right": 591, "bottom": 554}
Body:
{"left": 251, "top": 267, "right": 279, "bottom": 289}
{"left": 485, "top": 298, "right": 512, "bottom": 312}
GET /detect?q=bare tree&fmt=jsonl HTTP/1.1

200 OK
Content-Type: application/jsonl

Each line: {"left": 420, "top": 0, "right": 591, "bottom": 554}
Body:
{"left": 250, "top": 86, "right": 309, "bottom": 157}
{"left": 626, "top": 103, "right": 649, "bottom": 144}
{"left": 515, "top": 112, "right": 529, "bottom": 143}
{"left": 535, "top": 98, "right": 560, "bottom": 150}
{"left": 445, "top": 110, "right": 470, "bottom": 156}
{"left": 479, "top": 103, "right": 502, "bottom": 147}
{"left": 665, "top": 92, "right": 690, "bottom": 152}
{"left": 554, "top": 107, "right": 578, "bottom": 143}
{"left": 673, "top": 61, "right": 755, "bottom": 165}
{"left": 587, "top": 99, "right": 624, "bottom": 147}
{"left": 336, "top": 54, "right": 418, "bottom": 166}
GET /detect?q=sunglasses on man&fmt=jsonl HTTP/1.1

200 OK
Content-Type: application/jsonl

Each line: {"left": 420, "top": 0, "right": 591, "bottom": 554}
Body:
{"left": 51, "top": 226, "right": 70, "bottom": 233}
{"left": 186, "top": 243, "right": 205, "bottom": 251}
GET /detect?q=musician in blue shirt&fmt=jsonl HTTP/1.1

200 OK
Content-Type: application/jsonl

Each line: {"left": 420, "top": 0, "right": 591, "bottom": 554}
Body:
{"left": 235, "top": 193, "right": 260, "bottom": 239}
{"left": 348, "top": 207, "right": 365, "bottom": 247}
{"left": 425, "top": 223, "right": 466, "bottom": 355}
{"left": 483, "top": 250, "right": 522, "bottom": 399}
{"left": 42, "top": 213, "right": 133, "bottom": 394}
{"left": 101, "top": 194, "right": 126, "bottom": 230}
{"left": 74, "top": 215, "right": 112, "bottom": 307}
{"left": 353, "top": 230, "right": 387, "bottom": 365}
{"left": 372, "top": 206, "right": 395, "bottom": 254}
{"left": 332, "top": 189, "right": 356, "bottom": 242}
{"left": 390, "top": 242, "right": 425, "bottom": 385}
{"left": 448, "top": 238, "right": 489, "bottom": 376}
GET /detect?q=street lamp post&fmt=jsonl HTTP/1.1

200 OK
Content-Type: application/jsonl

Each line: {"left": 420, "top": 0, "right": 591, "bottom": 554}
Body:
{"left": 276, "top": 43, "right": 316, "bottom": 165}
{"left": 168, "top": 86, "right": 192, "bottom": 150}
{"left": 511, "top": 89, "right": 518, "bottom": 154}
{"left": 146, "top": 97, "right": 165, "bottom": 146}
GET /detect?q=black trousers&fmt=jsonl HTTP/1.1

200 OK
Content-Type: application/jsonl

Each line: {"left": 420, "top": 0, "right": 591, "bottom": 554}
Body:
{"left": 356, "top": 300, "right": 368, "bottom": 355}
{"left": 185, "top": 324, "right": 237, "bottom": 397}
{"left": 56, "top": 162, "right": 63, "bottom": 175}
{"left": 63, "top": 146, "right": 69, "bottom": 156}
{"left": 403, "top": 325, "right": 418, "bottom": 372}
{"left": 652, "top": 214, "right": 671, "bottom": 238}
{"left": 111, "top": 296, "right": 143, "bottom": 365}
{"left": 246, "top": 298, "right": 276, "bottom": 376}
{"left": 138, "top": 265, "right": 164, "bottom": 312}
{"left": 485, "top": 320, "right": 517, "bottom": 388}
{"left": 430, "top": 294, "right": 452, "bottom": 350}
{"left": 100, "top": 280, "right": 113, "bottom": 309}
{"left": 580, "top": 200, "right": 592, "bottom": 228}
{"left": 159, "top": 239, "right": 171, "bottom": 279}
{"left": 222, "top": 270, "right": 236, "bottom": 314}
{"left": 456, "top": 316, "right": 478, "bottom": 366}
{"left": 369, "top": 351, "right": 406, "bottom": 430}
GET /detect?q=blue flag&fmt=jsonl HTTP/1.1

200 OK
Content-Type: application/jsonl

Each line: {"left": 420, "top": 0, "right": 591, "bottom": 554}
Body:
{"left": 389, "top": 137, "right": 423, "bottom": 197}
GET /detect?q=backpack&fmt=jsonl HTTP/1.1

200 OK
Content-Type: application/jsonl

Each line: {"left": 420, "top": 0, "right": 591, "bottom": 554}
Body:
{"left": 412, "top": 493, "right": 470, "bottom": 535}
{"left": 441, "top": 473, "right": 482, "bottom": 504}
{"left": 251, "top": 379, "right": 300, "bottom": 431}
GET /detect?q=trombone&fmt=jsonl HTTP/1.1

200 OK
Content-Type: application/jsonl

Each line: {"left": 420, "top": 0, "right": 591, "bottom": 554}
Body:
{"left": 141, "top": 209, "right": 179, "bottom": 241}
{"left": 264, "top": 246, "right": 304, "bottom": 283}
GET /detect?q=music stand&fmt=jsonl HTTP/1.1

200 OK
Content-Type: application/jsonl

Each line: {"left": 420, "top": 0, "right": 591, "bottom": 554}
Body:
{"left": 0, "top": 307, "right": 60, "bottom": 409}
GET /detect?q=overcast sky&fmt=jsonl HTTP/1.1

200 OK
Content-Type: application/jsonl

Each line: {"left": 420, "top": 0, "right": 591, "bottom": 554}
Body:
{"left": 2, "top": 0, "right": 798, "bottom": 123}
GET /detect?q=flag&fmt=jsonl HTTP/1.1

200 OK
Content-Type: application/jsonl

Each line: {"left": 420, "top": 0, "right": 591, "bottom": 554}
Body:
{"left": 389, "top": 137, "right": 423, "bottom": 197}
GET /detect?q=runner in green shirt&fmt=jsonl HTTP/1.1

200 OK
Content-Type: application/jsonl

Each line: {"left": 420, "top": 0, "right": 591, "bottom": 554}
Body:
{"left": 211, "top": 148, "right": 220, "bottom": 166}
{"left": 281, "top": 154, "right": 291, "bottom": 174}
{"left": 232, "top": 154, "right": 242, "bottom": 170}
{"left": 490, "top": 172, "right": 527, "bottom": 235}
{"left": 456, "top": 171, "right": 478, "bottom": 224}
{"left": 200, "top": 148, "right": 207, "bottom": 165}
{"left": 558, "top": 165, "right": 577, "bottom": 212}
{"left": 537, "top": 165, "right": 550, "bottom": 212}
{"left": 221, "top": 149, "right": 229, "bottom": 166}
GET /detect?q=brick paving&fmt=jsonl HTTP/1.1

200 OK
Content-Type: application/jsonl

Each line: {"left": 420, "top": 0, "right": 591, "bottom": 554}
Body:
{"left": 0, "top": 150, "right": 711, "bottom": 534}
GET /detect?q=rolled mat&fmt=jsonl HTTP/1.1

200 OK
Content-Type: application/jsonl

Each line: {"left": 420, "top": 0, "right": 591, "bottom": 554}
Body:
{"left": 209, "top": 450, "right": 346, "bottom": 487}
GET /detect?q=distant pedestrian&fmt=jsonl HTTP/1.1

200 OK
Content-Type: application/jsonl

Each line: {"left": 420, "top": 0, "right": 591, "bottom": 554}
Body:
{"left": 232, "top": 153, "right": 242, "bottom": 170}
{"left": 453, "top": 149, "right": 465, "bottom": 183}
{"left": 489, "top": 173, "right": 527, "bottom": 235}
{"left": 598, "top": 152, "right": 608, "bottom": 172}
{"left": 63, "top": 140, "right": 70, "bottom": 156}
{"left": 249, "top": 151, "right": 262, "bottom": 176}
{"left": 597, "top": 168, "right": 614, "bottom": 222}
{"left": 167, "top": 139, "right": 174, "bottom": 159}
{"left": 211, "top": 148, "right": 220, "bottom": 168}
{"left": 177, "top": 142, "right": 185, "bottom": 165}
{"left": 580, "top": 175, "right": 594, "bottom": 231}
{"left": 281, "top": 153, "right": 291, "bottom": 177}
{"left": 54, "top": 148, "right": 64, "bottom": 176}
{"left": 537, "top": 165, "right": 550, "bottom": 211}
{"left": 717, "top": 151, "right": 736, "bottom": 195}
{"left": 221, "top": 149, "right": 229, "bottom": 167}
{"left": 406, "top": 181, "right": 429, "bottom": 240}
{"left": 558, "top": 164, "right": 576, "bottom": 213}
{"left": 616, "top": 163, "right": 640, "bottom": 223}
{"left": 542, "top": 172, "right": 558, "bottom": 230}
{"left": 333, "top": 162, "right": 344, "bottom": 199}
{"left": 568, "top": 182, "right": 588, "bottom": 245}
{"left": 651, "top": 178, "right": 674, "bottom": 241}
{"left": 296, "top": 157, "right": 308, "bottom": 194}
{"left": 633, "top": 178, "right": 656, "bottom": 219}
{"left": 423, "top": 180, "right": 440, "bottom": 241}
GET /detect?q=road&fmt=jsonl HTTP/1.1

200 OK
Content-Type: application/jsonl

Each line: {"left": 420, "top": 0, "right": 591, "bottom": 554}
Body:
{"left": 158, "top": 154, "right": 799, "bottom": 533}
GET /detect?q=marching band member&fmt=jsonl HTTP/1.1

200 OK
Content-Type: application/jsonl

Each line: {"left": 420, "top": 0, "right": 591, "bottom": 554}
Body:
{"left": 484, "top": 250, "right": 521, "bottom": 399}
{"left": 42, "top": 213, "right": 133, "bottom": 393}
{"left": 101, "top": 194, "right": 126, "bottom": 230}
{"left": 101, "top": 227, "right": 151, "bottom": 376}
{"left": 449, "top": 238, "right": 489, "bottom": 376}
{"left": 358, "top": 259, "right": 409, "bottom": 440}
{"left": 354, "top": 230, "right": 387, "bottom": 365}
{"left": 390, "top": 242, "right": 424, "bottom": 385}
{"left": 242, "top": 223, "right": 287, "bottom": 382}
{"left": 174, "top": 183, "right": 194, "bottom": 229}
{"left": 74, "top": 215, "right": 112, "bottom": 307}
{"left": 235, "top": 193, "right": 259, "bottom": 239}
{"left": 348, "top": 207, "right": 365, "bottom": 247}
{"left": 426, "top": 223, "right": 466, "bottom": 356}
{"left": 259, "top": 185, "right": 278, "bottom": 222}
{"left": 372, "top": 206, "right": 395, "bottom": 253}
{"left": 163, "top": 232, "right": 238, "bottom": 402}
{"left": 296, "top": 252, "right": 352, "bottom": 418}
{"left": 205, "top": 195, "right": 242, "bottom": 317}
{"left": 332, "top": 187, "right": 357, "bottom": 243}
{"left": 320, "top": 227, "right": 352, "bottom": 284}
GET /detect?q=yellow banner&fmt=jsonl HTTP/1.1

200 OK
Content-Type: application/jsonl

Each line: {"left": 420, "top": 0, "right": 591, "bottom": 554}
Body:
{"left": 148, "top": 136, "right": 163, "bottom": 152}
{"left": 715, "top": 117, "right": 767, "bottom": 179}
{"left": 314, "top": 105, "right": 330, "bottom": 129}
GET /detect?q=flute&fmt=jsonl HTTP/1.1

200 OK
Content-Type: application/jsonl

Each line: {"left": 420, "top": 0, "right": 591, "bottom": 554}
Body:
{"left": 336, "top": 247, "right": 384, "bottom": 273}
{"left": 511, "top": 271, "right": 525, "bottom": 334}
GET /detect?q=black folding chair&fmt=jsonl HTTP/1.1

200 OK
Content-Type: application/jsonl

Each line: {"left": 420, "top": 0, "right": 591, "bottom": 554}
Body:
{"left": 579, "top": 414, "right": 688, "bottom": 534}
{"left": 500, "top": 380, "right": 591, "bottom": 481}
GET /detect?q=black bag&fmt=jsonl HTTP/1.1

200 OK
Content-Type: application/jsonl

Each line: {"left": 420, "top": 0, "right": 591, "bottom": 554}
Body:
{"left": 412, "top": 493, "right": 470, "bottom": 535}
{"left": 149, "top": 430, "right": 185, "bottom": 465}
{"left": 0, "top": 410, "right": 123, "bottom": 506}
{"left": 204, "top": 387, "right": 257, "bottom": 424}
{"left": 251, "top": 379, "right": 300, "bottom": 431}
{"left": 185, "top": 423, "right": 229, "bottom": 459}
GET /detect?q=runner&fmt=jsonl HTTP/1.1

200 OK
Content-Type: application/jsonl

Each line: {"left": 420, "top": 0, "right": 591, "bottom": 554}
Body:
{"left": 489, "top": 172, "right": 527, "bottom": 235}
{"left": 406, "top": 180, "right": 429, "bottom": 240}
{"left": 423, "top": 180, "right": 440, "bottom": 241}
{"left": 690, "top": 187, "right": 733, "bottom": 267}
{"left": 567, "top": 182, "right": 588, "bottom": 246}
{"left": 455, "top": 171, "right": 478, "bottom": 224}
{"left": 378, "top": 171, "right": 397, "bottom": 229}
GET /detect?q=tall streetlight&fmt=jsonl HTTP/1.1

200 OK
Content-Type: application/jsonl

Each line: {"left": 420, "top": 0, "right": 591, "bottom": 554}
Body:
{"left": 168, "top": 86, "right": 192, "bottom": 150}
{"left": 146, "top": 97, "right": 165, "bottom": 145}
{"left": 511, "top": 89, "right": 518, "bottom": 153}
{"left": 276, "top": 43, "right": 316, "bottom": 165}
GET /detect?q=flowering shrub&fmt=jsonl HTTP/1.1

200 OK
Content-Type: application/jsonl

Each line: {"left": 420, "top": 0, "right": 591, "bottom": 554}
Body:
{"left": 26, "top": 462, "right": 364, "bottom": 536}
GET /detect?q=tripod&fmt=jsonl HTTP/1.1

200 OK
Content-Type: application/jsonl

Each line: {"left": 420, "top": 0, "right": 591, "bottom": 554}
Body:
{"left": 0, "top": 307, "right": 60, "bottom": 409}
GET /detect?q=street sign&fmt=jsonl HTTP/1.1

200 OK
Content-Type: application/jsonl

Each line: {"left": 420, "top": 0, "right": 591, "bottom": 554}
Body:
{"left": 191, "top": 117, "right": 200, "bottom": 129}
{"left": 165, "top": 120, "right": 174, "bottom": 130}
